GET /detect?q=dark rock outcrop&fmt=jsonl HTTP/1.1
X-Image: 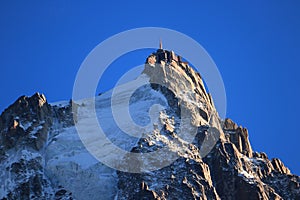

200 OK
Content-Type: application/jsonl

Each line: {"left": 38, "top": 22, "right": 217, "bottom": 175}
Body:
{"left": 0, "top": 93, "right": 52, "bottom": 151}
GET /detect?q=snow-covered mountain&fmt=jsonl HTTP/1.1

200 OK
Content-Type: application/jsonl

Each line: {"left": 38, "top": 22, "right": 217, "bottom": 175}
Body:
{"left": 0, "top": 48, "right": 299, "bottom": 200}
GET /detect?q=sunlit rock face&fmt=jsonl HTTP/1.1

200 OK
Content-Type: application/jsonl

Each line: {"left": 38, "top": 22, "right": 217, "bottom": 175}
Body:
{"left": 0, "top": 49, "right": 299, "bottom": 200}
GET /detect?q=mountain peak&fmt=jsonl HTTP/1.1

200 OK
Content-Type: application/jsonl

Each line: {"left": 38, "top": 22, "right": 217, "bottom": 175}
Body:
{"left": 144, "top": 48, "right": 215, "bottom": 118}
{"left": 0, "top": 50, "right": 299, "bottom": 199}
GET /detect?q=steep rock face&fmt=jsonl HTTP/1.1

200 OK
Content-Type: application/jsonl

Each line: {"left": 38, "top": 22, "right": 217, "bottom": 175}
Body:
{"left": 204, "top": 140, "right": 280, "bottom": 199}
{"left": 143, "top": 53, "right": 218, "bottom": 129}
{"left": 204, "top": 116, "right": 300, "bottom": 200}
{"left": 223, "top": 118, "right": 253, "bottom": 158}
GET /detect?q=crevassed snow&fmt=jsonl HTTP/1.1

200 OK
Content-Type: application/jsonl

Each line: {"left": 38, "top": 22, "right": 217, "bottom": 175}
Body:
{"left": 45, "top": 78, "right": 169, "bottom": 199}
{"left": 46, "top": 126, "right": 99, "bottom": 170}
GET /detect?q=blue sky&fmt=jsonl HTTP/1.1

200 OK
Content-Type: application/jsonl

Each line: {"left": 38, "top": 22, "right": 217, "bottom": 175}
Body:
{"left": 1, "top": 1, "right": 299, "bottom": 174}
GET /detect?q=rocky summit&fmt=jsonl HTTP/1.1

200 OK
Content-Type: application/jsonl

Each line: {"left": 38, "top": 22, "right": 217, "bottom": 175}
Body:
{"left": 0, "top": 47, "right": 299, "bottom": 200}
